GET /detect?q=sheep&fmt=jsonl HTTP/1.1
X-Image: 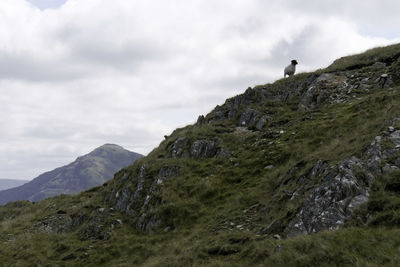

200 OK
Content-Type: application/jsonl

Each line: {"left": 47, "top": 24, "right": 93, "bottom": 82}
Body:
{"left": 284, "top": 60, "right": 298, "bottom": 78}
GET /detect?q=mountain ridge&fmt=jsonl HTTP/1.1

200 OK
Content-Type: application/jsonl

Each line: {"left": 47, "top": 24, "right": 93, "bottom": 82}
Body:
{"left": 0, "top": 144, "right": 142, "bottom": 204}
{"left": 0, "top": 179, "right": 29, "bottom": 191}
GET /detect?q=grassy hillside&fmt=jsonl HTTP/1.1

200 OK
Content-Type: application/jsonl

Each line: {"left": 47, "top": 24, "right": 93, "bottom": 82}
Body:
{"left": 1, "top": 44, "right": 400, "bottom": 266}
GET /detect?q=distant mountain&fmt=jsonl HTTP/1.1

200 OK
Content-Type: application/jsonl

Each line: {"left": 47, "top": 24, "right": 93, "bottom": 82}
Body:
{"left": 0, "top": 179, "right": 29, "bottom": 191}
{"left": 0, "top": 144, "right": 142, "bottom": 204}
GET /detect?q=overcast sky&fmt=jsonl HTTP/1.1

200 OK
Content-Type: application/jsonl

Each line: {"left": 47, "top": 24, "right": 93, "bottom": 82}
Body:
{"left": 1, "top": 0, "right": 399, "bottom": 180}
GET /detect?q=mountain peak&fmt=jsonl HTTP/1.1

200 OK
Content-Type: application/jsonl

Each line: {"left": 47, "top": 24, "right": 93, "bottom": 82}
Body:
{"left": 99, "top": 143, "right": 123, "bottom": 149}
{"left": 0, "top": 144, "right": 143, "bottom": 204}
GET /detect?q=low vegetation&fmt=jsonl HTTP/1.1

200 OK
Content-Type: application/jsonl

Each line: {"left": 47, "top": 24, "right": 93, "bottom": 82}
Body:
{"left": 1, "top": 44, "right": 400, "bottom": 266}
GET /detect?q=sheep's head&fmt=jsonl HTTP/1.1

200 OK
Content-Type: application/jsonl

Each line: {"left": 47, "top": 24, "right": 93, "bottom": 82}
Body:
{"left": 291, "top": 59, "right": 298, "bottom": 65}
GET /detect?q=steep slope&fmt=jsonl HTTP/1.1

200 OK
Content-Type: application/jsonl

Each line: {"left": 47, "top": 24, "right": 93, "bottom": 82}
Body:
{"left": 0, "top": 179, "right": 29, "bottom": 191}
{"left": 0, "top": 144, "right": 142, "bottom": 204}
{"left": 0, "top": 44, "right": 400, "bottom": 266}
{"left": 104, "top": 44, "right": 400, "bottom": 236}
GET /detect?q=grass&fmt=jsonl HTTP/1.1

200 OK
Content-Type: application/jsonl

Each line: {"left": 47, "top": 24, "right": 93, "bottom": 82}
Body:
{"left": 1, "top": 43, "right": 400, "bottom": 266}
{"left": 324, "top": 43, "right": 400, "bottom": 72}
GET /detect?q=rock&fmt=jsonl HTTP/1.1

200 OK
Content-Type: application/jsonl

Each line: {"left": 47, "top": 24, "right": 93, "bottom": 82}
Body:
{"left": 287, "top": 157, "right": 373, "bottom": 237}
{"left": 286, "top": 157, "right": 372, "bottom": 237}
{"left": 155, "top": 166, "right": 181, "bottom": 185}
{"left": 115, "top": 165, "right": 180, "bottom": 233}
{"left": 239, "top": 108, "right": 259, "bottom": 127}
{"left": 212, "top": 105, "right": 228, "bottom": 121}
{"left": 189, "top": 138, "right": 227, "bottom": 159}
{"left": 38, "top": 212, "right": 87, "bottom": 234}
{"left": 256, "top": 115, "right": 273, "bottom": 130}
{"left": 264, "top": 165, "right": 274, "bottom": 170}
{"left": 190, "top": 139, "right": 218, "bottom": 158}
{"left": 98, "top": 208, "right": 105, "bottom": 213}
{"left": 196, "top": 115, "right": 205, "bottom": 125}
{"left": 80, "top": 220, "right": 110, "bottom": 240}
{"left": 132, "top": 166, "right": 146, "bottom": 203}
{"left": 287, "top": 118, "right": 400, "bottom": 237}
{"left": 375, "top": 73, "right": 393, "bottom": 88}
{"left": 171, "top": 137, "right": 188, "bottom": 158}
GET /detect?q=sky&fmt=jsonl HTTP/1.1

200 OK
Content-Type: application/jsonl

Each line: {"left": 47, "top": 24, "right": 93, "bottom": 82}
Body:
{"left": 1, "top": 0, "right": 399, "bottom": 180}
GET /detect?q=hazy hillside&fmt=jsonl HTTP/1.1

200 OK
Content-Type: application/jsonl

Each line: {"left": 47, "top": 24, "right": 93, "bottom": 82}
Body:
{"left": 0, "top": 144, "right": 142, "bottom": 204}
{"left": 0, "top": 44, "right": 400, "bottom": 266}
{"left": 0, "top": 179, "right": 29, "bottom": 191}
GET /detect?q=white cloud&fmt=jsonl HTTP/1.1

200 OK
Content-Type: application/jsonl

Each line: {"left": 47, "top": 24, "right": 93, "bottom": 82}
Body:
{"left": 0, "top": 0, "right": 399, "bottom": 179}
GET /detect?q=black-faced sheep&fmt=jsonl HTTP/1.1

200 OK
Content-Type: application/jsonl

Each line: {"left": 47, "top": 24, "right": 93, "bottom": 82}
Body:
{"left": 284, "top": 59, "right": 298, "bottom": 78}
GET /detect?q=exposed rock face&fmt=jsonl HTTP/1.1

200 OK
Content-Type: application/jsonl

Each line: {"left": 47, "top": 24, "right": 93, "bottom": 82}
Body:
{"left": 256, "top": 115, "right": 273, "bottom": 130}
{"left": 298, "top": 59, "right": 400, "bottom": 111}
{"left": 110, "top": 165, "right": 181, "bottom": 233}
{"left": 38, "top": 212, "right": 87, "bottom": 234}
{"left": 171, "top": 137, "right": 188, "bottom": 158}
{"left": 169, "top": 137, "right": 229, "bottom": 159}
{"left": 190, "top": 138, "right": 228, "bottom": 158}
{"left": 239, "top": 108, "right": 259, "bottom": 127}
{"left": 196, "top": 115, "right": 206, "bottom": 125}
{"left": 286, "top": 158, "right": 371, "bottom": 237}
{"left": 286, "top": 118, "right": 400, "bottom": 237}
{"left": 37, "top": 207, "right": 116, "bottom": 241}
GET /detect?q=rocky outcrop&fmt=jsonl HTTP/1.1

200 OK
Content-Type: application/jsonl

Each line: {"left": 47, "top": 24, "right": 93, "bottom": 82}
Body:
{"left": 286, "top": 118, "right": 400, "bottom": 237}
{"left": 37, "top": 207, "right": 115, "bottom": 241}
{"left": 171, "top": 137, "right": 188, "bottom": 158}
{"left": 203, "top": 54, "right": 400, "bottom": 118}
{"left": 110, "top": 165, "right": 181, "bottom": 233}
{"left": 255, "top": 115, "right": 273, "bottom": 130}
{"left": 169, "top": 137, "right": 229, "bottom": 159}
{"left": 238, "top": 108, "right": 259, "bottom": 127}
{"left": 298, "top": 59, "right": 400, "bottom": 111}
{"left": 190, "top": 138, "right": 229, "bottom": 158}
{"left": 286, "top": 157, "right": 371, "bottom": 237}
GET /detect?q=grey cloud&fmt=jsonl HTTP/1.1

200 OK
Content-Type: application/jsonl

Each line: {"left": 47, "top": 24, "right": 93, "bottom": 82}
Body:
{"left": 0, "top": 53, "right": 87, "bottom": 82}
{"left": 73, "top": 42, "right": 167, "bottom": 71}
{"left": 278, "top": 0, "right": 400, "bottom": 37}
{"left": 0, "top": 146, "right": 76, "bottom": 179}
{"left": 26, "top": 0, "right": 68, "bottom": 10}
{"left": 54, "top": 23, "right": 171, "bottom": 72}
{"left": 0, "top": 0, "right": 398, "bottom": 180}
{"left": 211, "top": 73, "right": 274, "bottom": 91}
{"left": 22, "top": 124, "right": 79, "bottom": 140}
{"left": 267, "top": 25, "right": 329, "bottom": 68}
